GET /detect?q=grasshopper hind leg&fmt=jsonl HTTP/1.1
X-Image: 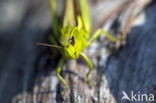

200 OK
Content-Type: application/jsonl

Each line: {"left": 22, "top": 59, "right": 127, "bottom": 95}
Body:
{"left": 87, "top": 29, "right": 125, "bottom": 47}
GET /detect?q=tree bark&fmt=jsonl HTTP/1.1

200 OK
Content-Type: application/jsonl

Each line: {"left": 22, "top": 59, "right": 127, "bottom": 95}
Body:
{"left": 0, "top": 0, "right": 156, "bottom": 103}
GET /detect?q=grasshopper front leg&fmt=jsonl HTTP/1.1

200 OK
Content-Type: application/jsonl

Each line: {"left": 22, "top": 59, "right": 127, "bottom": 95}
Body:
{"left": 80, "top": 52, "right": 93, "bottom": 82}
{"left": 56, "top": 58, "right": 68, "bottom": 86}
{"left": 87, "top": 29, "right": 125, "bottom": 47}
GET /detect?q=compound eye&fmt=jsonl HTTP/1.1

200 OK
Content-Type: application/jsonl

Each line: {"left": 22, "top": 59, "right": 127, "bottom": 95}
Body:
{"left": 69, "top": 36, "right": 75, "bottom": 46}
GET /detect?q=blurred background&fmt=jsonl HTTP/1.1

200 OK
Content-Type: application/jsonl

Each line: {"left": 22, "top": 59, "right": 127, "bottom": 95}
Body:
{"left": 0, "top": 0, "right": 156, "bottom": 103}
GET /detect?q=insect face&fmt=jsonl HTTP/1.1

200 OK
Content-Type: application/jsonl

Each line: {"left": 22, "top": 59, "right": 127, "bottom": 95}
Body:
{"left": 59, "top": 26, "right": 78, "bottom": 59}
{"left": 59, "top": 26, "right": 74, "bottom": 47}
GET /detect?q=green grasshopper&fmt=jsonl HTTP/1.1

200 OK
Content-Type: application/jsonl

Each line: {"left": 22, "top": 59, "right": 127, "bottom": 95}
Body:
{"left": 38, "top": 0, "right": 124, "bottom": 87}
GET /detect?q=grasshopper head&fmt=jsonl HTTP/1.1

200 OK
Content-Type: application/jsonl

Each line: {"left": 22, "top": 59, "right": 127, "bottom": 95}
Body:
{"left": 59, "top": 26, "right": 84, "bottom": 59}
{"left": 38, "top": 26, "right": 87, "bottom": 59}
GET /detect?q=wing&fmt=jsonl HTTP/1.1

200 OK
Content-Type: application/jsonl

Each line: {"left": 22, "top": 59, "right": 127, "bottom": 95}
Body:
{"left": 63, "top": 0, "right": 76, "bottom": 27}
{"left": 79, "top": 0, "right": 91, "bottom": 32}
{"left": 63, "top": 0, "right": 91, "bottom": 33}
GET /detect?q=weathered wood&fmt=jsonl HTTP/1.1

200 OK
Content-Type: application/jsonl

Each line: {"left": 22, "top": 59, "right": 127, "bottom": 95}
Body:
{"left": 0, "top": 0, "right": 156, "bottom": 103}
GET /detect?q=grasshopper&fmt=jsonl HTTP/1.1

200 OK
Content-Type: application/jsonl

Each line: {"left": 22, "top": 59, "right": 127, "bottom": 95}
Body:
{"left": 38, "top": 0, "right": 124, "bottom": 87}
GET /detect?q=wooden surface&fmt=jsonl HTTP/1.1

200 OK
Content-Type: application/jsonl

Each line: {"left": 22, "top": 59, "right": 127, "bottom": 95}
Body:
{"left": 0, "top": 0, "right": 156, "bottom": 103}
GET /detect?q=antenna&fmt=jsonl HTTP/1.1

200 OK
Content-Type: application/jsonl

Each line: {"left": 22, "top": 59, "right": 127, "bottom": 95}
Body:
{"left": 37, "top": 42, "right": 62, "bottom": 49}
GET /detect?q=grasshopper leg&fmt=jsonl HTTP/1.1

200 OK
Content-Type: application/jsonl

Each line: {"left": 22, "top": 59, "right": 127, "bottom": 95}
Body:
{"left": 80, "top": 52, "right": 93, "bottom": 82}
{"left": 56, "top": 58, "right": 68, "bottom": 86}
{"left": 87, "top": 29, "right": 125, "bottom": 47}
